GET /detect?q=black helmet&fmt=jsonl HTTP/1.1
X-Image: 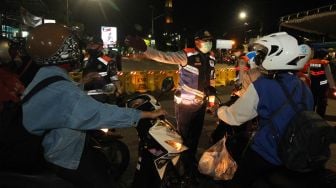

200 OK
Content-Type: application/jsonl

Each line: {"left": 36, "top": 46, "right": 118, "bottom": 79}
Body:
{"left": 194, "top": 29, "right": 213, "bottom": 41}
{"left": 313, "top": 48, "right": 328, "bottom": 59}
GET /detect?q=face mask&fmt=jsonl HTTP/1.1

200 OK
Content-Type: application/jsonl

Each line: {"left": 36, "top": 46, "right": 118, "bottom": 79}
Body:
{"left": 199, "top": 41, "right": 212, "bottom": 53}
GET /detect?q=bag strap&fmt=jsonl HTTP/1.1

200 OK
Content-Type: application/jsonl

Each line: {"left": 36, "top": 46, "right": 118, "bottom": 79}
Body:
{"left": 263, "top": 78, "right": 306, "bottom": 143}
{"left": 275, "top": 79, "right": 307, "bottom": 112}
{"left": 21, "top": 76, "right": 67, "bottom": 104}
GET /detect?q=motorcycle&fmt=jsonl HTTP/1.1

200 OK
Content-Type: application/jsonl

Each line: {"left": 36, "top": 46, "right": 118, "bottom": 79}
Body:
{"left": 208, "top": 85, "right": 258, "bottom": 161}
{"left": 126, "top": 77, "right": 189, "bottom": 188}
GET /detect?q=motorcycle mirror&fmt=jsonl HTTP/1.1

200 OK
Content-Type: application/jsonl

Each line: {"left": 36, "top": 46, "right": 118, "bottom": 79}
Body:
{"left": 161, "top": 76, "right": 174, "bottom": 93}
{"left": 102, "top": 83, "right": 117, "bottom": 94}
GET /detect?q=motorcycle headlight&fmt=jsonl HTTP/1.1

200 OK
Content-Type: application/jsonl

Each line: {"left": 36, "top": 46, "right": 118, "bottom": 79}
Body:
{"left": 165, "top": 140, "right": 183, "bottom": 151}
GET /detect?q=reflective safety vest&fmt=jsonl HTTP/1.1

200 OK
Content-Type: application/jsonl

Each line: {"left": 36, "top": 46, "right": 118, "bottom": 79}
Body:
{"left": 179, "top": 48, "right": 215, "bottom": 100}
{"left": 308, "top": 59, "right": 329, "bottom": 76}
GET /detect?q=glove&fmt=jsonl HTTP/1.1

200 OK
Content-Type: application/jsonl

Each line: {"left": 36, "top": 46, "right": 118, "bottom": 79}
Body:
{"left": 124, "top": 35, "right": 147, "bottom": 52}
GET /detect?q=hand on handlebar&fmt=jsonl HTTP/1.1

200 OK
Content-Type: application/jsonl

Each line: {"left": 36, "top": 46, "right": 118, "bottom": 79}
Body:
{"left": 140, "top": 109, "right": 168, "bottom": 119}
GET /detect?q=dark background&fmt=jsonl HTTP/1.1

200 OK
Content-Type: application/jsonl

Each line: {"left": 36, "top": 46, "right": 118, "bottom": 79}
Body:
{"left": 69, "top": 0, "right": 336, "bottom": 43}
{"left": 2, "top": 0, "right": 336, "bottom": 44}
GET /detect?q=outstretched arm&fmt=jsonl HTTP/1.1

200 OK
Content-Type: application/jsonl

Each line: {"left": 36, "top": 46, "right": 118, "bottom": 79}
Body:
{"left": 144, "top": 47, "right": 187, "bottom": 66}
{"left": 125, "top": 35, "right": 187, "bottom": 66}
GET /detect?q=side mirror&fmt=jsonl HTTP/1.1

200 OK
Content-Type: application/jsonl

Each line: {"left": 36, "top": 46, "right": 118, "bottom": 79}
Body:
{"left": 161, "top": 76, "right": 174, "bottom": 93}
{"left": 102, "top": 83, "right": 117, "bottom": 94}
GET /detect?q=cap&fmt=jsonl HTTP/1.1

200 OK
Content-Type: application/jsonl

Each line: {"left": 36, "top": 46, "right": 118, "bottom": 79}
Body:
{"left": 194, "top": 29, "right": 213, "bottom": 40}
{"left": 314, "top": 48, "right": 328, "bottom": 59}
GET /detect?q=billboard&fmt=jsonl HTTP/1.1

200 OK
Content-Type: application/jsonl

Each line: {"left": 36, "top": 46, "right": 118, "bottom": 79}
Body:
{"left": 101, "top": 26, "right": 117, "bottom": 48}
{"left": 216, "top": 39, "right": 234, "bottom": 49}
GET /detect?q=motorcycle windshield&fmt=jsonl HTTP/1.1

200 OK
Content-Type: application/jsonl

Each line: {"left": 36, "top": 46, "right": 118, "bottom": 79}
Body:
{"left": 149, "top": 120, "right": 188, "bottom": 154}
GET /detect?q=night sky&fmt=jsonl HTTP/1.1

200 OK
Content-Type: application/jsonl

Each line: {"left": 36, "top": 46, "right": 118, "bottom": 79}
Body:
{"left": 68, "top": 0, "right": 335, "bottom": 43}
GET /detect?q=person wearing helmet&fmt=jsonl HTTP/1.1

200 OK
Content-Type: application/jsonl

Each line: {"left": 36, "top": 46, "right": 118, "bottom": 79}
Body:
{"left": 125, "top": 29, "right": 216, "bottom": 184}
{"left": 216, "top": 32, "right": 314, "bottom": 187}
{"left": 0, "top": 37, "right": 25, "bottom": 108}
{"left": 22, "top": 23, "right": 166, "bottom": 187}
{"left": 81, "top": 37, "right": 123, "bottom": 97}
{"left": 82, "top": 36, "right": 105, "bottom": 74}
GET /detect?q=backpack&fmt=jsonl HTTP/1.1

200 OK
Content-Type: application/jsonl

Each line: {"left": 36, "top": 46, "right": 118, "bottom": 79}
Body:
{"left": 275, "top": 79, "right": 335, "bottom": 172}
{"left": 0, "top": 76, "right": 66, "bottom": 171}
{"left": 278, "top": 110, "right": 334, "bottom": 172}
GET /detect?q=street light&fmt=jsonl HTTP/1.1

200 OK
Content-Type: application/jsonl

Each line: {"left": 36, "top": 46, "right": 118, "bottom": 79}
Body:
{"left": 238, "top": 11, "right": 248, "bottom": 43}
{"left": 238, "top": 10, "right": 263, "bottom": 39}
{"left": 149, "top": 5, "right": 164, "bottom": 37}
{"left": 239, "top": 11, "right": 247, "bottom": 20}
{"left": 66, "top": 0, "right": 69, "bottom": 25}
{"left": 150, "top": 5, "right": 154, "bottom": 36}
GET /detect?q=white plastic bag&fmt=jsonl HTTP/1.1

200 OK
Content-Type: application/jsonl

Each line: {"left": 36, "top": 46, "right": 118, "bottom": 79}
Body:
{"left": 198, "top": 136, "right": 237, "bottom": 180}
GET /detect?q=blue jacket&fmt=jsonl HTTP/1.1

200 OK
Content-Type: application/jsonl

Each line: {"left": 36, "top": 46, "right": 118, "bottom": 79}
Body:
{"left": 252, "top": 73, "right": 314, "bottom": 165}
{"left": 22, "top": 66, "right": 141, "bottom": 169}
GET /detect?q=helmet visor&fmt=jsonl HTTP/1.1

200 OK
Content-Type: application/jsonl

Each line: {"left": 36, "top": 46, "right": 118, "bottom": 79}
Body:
{"left": 252, "top": 44, "right": 268, "bottom": 66}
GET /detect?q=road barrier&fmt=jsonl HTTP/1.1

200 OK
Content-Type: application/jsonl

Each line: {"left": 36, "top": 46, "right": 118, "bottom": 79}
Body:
{"left": 70, "top": 68, "right": 236, "bottom": 93}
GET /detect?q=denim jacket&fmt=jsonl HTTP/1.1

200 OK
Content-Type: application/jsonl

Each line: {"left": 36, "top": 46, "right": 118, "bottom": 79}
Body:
{"left": 22, "top": 66, "right": 141, "bottom": 169}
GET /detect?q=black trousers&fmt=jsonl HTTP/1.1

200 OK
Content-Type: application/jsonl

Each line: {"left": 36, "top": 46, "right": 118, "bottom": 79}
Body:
{"left": 175, "top": 102, "right": 206, "bottom": 175}
{"left": 50, "top": 136, "right": 119, "bottom": 188}
{"left": 311, "top": 76, "right": 328, "bottom": 117}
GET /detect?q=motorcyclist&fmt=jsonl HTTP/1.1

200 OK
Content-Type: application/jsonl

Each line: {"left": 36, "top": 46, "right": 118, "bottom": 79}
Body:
{"left": 22, "top": 23, "right": 166, "bottom": 188}
{"left": 80, "top": 37, "right": 124, "bottom": 104}
{"left": 216, "top": 32, "right": 314, "bottom": 187}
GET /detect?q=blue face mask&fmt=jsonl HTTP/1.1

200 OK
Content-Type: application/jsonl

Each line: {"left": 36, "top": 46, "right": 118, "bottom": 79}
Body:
{"left": 199, "top": 41, "right": 212, "bottom": 53}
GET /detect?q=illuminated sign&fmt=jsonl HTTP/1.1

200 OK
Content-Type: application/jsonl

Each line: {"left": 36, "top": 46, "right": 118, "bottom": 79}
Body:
{"left": 101, "top": 26, "right": 117, "bottom": 48}
{"left": 216, "top": 40, "right": 234, "bottom": 49}
{"left": 44, "top": 19, "right": 56, "bottom": 23}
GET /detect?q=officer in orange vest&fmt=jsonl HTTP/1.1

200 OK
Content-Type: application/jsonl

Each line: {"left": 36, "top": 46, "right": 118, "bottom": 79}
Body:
{"left": 304, "top": 48, "right": 336, "bottom": 117}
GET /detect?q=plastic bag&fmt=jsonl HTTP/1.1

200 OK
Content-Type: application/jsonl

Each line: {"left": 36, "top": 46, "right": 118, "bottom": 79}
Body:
{"left": 198, "top": 136, "right": 237, "bottom": 180}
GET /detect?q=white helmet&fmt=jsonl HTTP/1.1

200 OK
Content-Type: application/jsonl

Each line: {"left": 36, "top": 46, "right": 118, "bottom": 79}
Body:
{"left": 252, "top": 32, "right": 311, "bottom": 71}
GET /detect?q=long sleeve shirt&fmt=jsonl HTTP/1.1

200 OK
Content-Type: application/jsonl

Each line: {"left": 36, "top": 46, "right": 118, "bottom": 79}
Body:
{"left": 144, "top": 47, "right": 187, "bottom": 66}
{"left": 144, "top": 47, "right": 216, "bottom": 87}
{"left": 22, "top": 66, "right": 141, "bottom": 169}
